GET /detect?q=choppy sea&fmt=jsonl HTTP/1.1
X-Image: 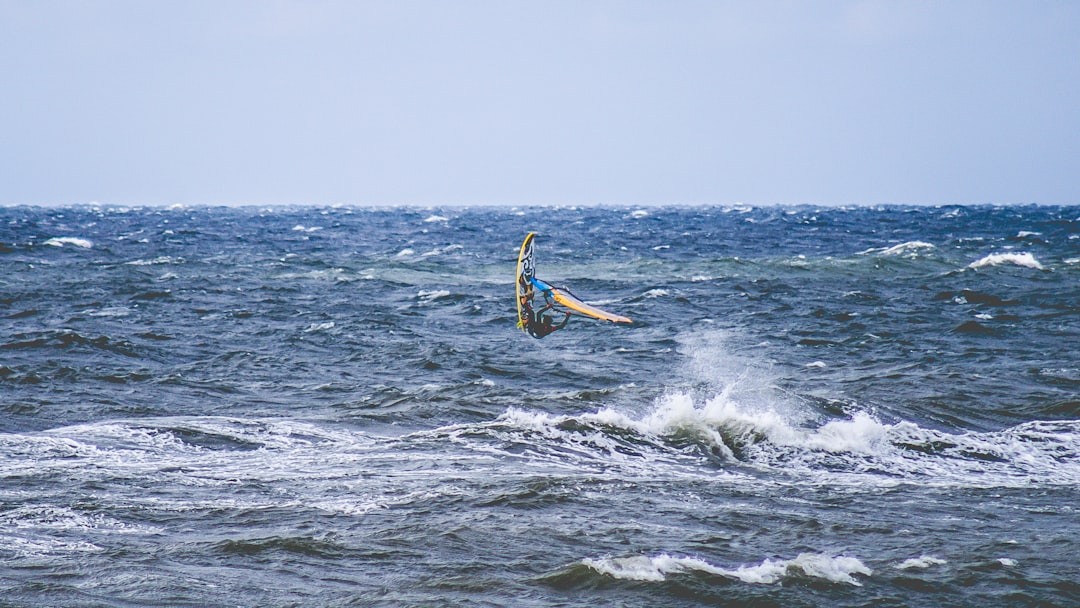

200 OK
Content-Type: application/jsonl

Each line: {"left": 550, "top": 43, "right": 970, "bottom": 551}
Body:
{"left": 1, "top": 204, "right": 1078, "bottom": 607}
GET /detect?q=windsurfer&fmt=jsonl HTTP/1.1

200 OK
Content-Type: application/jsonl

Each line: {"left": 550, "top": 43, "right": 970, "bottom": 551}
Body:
{"left": 522, "top": 291, "right": 571, "bottom": 339}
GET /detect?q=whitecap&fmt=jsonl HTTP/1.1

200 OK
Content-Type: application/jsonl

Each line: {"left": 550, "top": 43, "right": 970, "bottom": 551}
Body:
{"left": 968, "top": 252, "right": 1044, "bottom": 270}
{"left": 1016, "top": 231, "right": 1041, "bottom": 238}
{"left": 291, "top": 225, "right": 322, "bottom": 233}
{"left": 1, "top": 536, "right": 103, "bottom": 557}
{"left": 583, "top": 552, "right": 870, "bottom": 586}
{"left": 629, "top": 210, "right": 649, "bottom": 219}
{"left": 643, "top": 288, "right": 668, "bottom": 298}
{"left": 88, "top": 307, "right": 132, "bottom": 318}
{"left": 278, "top": 269, "right": 346, "bottom": 282}
{"left": 417, "top": 290, "right": 450, "bottom": 302}
{"left": 304, "top": 322, "right": 335, "bottom": 333}
{"left": 858, "top": 241, "right": 936, "bottom": 256}
{"left": 421, "top": 244, "right": 464, "bottom": 258}
{"left": 44, "top": 237, "right": 93, "bottom": 248}
{"left": 395, "top": 248, "right": 415, "bottom": 257}
{"left": 125, "top": 256, "right": 182, "bottom": 266}
{"left": 896, "top": 555, "right": 947, "bottom": 570}
{"left": 423, "top": 215, "right": 449, "bottom": 223}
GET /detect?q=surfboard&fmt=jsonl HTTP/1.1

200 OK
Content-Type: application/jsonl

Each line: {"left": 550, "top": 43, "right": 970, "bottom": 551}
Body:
{"left": 515, "top": 232, "right": 536, "bottom": 333}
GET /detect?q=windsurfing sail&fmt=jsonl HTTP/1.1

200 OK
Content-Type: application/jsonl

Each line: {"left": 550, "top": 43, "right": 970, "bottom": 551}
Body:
{"left": 515, "top": 232, "right": 631, "bottom": 331}
{"left": 515, "top": 232, "right": 536, "bottom": 333}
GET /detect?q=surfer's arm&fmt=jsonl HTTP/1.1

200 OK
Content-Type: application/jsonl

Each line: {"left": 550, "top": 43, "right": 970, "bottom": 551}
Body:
{"left": 556, "top": 311, "right": 571, "bottom": 330}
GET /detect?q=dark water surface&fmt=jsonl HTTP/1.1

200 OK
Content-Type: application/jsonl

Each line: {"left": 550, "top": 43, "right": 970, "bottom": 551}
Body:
{"left": 1, "top": 205, "right": 1078, "bottom": 607}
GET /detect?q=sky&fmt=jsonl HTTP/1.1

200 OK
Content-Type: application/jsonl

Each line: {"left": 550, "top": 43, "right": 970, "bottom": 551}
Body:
{"left": 1, "top": 0, "right": 1078, "bottom": 206}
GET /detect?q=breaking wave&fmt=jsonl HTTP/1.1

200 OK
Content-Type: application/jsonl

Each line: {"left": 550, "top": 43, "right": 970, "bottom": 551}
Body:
{"left": 478, "top": 396, "right": 1080, "bottom": 489}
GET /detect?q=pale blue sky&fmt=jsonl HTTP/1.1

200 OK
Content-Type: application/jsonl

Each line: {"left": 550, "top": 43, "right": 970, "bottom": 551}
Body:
{"left": 2, "top": 1, "right": 1078, "bottom": 206}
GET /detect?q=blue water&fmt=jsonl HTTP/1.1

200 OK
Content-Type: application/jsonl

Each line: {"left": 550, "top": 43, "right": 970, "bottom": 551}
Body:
{"left": 1, "top": 204, "right": 1078, "bottom": 607}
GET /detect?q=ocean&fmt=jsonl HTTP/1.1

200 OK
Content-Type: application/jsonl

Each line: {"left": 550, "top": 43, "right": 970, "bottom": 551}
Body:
{"left": 1, "top": 204, "right": 1078, "bottom": 607}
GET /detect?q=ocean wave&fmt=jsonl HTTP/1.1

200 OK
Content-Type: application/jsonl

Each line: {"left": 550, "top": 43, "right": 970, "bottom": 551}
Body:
{"left": 1, "top": 330, "right": 141, "bottom": 357}
{"left": 577, "top": 552, "right": 871, "bottom": 586}
{"left": 968, "top": 252, "right": 1045, "bottom": 270}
